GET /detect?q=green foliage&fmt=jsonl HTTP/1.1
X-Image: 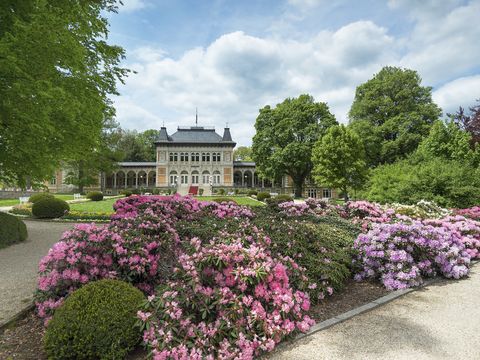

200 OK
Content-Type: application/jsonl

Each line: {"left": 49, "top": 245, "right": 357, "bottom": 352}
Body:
{"left": 349, "top": 66, "right": 441, "bottom": 166}
{"left": 86, "top": 191, "right": 104, "bottom": 201}
{"left": 116, "top": 129, "right": 160, "bottom": 162}
{"left": 265, "top": 194, "right": 293, "bottom": 208}
{"left": 313, "top": 125, "right": 368, "bottom": 200}
{"left": 120, "top": 189, "right": 132, "bottom": 197}
{"left": 198, "top": 188, "right": 204, "bottom": 195}
{"left": 217, "top": 188, "right": 226, "bottom": 195}
{"left": 0, "top": 212, "right": 27, "bottom": 249}
{"left": 44, "top": 279, "right": 145, "bottom": 360}
{"left": 233, "top": 146, "right": 253, "bottom": 161}
{"left": 211, "top": 197, "right": 237, "bottom": 204}
{"left": 32, "top": 198, "right": 70, "bottom": 219}
{"left": 251, "top": 208, "right": 358, "bottom": 302}
{"left": 363, "top": 158, "right": 480, "bottom": 208}
{"left": 252, "top": 94, "right": 337, "bottom": 197}
{"left": 256, "top": 192, "right": 271, "bottom": 202}
{"left": 247, "top": 189, "right": 258, "bottom": 196}
{"left": 0, "top": 0, "right": 129, "bottom": 186}
{"left": 29, "top": 192, "right": 54, "bottom": 204}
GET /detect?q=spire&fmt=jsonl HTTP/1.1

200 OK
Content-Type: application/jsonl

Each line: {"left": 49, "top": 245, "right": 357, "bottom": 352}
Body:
{"left": 222, "top": 127, "right": 233, "bottom": 142}
{"left": 195, "top": 107, "right": 198, "bottom": 126}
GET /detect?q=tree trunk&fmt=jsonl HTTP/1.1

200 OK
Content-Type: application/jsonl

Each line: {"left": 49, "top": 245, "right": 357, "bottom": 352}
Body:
{"left": 343, "top": 186, "right": 349, "bottom": 202}
{"left": 293, "top": 179, "right": 303, "bottom": 198}
{"left": 78, "top": 161, "right": 84, "bottom": 194}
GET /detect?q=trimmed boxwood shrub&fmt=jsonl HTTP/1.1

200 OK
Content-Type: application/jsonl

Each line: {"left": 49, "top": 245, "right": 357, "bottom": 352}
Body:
{"left": 29, "top": 192, "right": 54, "bottom": 204}
{"left": 32, "top": 198, "right": 69, "bottom": 219}
{"left": 86, "top": 191, "right": 103, "bottom": 201}
{"left": 256, "top": 191, "right": 271, "bottom": 202}
{"left": 266, "top": 194, "right": 294, "bottom": 207}
{"left": 120, "top": 189, "right": 132, "bottom": 197}
{"left": 44, "top": 279, "right": 145, "bottom": 360}
{"left": 248, "top": 189, "right": 258, "bottom": 196}
{"left": 0, "top": 212, "right": 28, "bottom": 249}
{"left": 211, "top": 197, "right": 237, "bottom": 204}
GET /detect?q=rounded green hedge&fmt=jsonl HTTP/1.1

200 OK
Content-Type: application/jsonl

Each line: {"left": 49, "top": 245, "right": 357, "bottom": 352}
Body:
{"left": 32, "top": 198, "right": 69, "bottom": 219}
{"left": 248, "top": 190, "right": 258, "bottom": 196}
{"left": 86, "top": 191, "right": 103, "bottom": 201}
{"left": 29, "top": 192, "right": 54, "bottom": 204}
{"left": 120, "top": 189, "right": 133, "bottom": 197}
{"left": 44, "top": 279, "right": 145, "bottom": 360}
{"left": 0, "top": 212, "right": 28, "bottom": 249}
{"left": 256, "top": 191, "right": 271, "bottom": 202}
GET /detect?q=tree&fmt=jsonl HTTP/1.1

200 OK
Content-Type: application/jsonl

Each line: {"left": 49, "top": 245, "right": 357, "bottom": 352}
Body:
{"left": 116, "top": 129, "right": 158, "bottom": 162}
{"left": 349, "top": 66, "right": 441, "bottom": 167}
{"left": 233, "top": 146, "right": 253, "bottom": 161}
{"left": 252, "top": 94, "right": 337, "bottom": 197}
{"left": 312, "top": 125, "right": 367, "bottom": 201}
{"left": 449, "top": 99, "right": 480, "bottom": 148}
{"left": 64, "top": 119, "right": 123, "bottom": 193}
{"left": 0, "top": 0, "right": 128, "bottom": 187}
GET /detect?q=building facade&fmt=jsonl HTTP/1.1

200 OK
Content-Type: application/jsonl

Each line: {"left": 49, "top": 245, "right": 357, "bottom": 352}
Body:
{"left": 47, "top": 125, "right": 335, "bottom": 199}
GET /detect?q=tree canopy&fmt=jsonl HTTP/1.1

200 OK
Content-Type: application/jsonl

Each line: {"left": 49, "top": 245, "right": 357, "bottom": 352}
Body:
{"left": 0, "top": 0, "right": 128, "bottom": 187}
{"left": 252, "top": 94, "right": 337, "bottom": 197}
{"left": 312, "top": 125, "right": 367, "bottom": 201}
{"left": 349, "top": 66, "right": 441, "bottom": 167}
{"left": 233, "top": 146, "right": 253, "bottom": 162}
{"left": 449, "top": 99, "right": 480, "bottom": 148}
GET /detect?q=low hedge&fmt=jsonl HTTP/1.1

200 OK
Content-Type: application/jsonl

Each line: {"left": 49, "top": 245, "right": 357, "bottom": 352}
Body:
{"left": 86, "top": 191, "right": 103, "bottom": 201}
{"left": 32, "top": 198, "right": 70, "bottom": 219}
{"left": 120, "top": 189, "right": 133, "bottom": 197}
{"left": 211, "top": 197, "right": 237, "bottom": 204}
{"left": 29, "top": 192, "right": 54, "bottom": 204}
{"left": 44, "top": 279, "right": 145, "bottom": 360}
{"left": 0, "top": 212, "right": 28, "bottom": 249}
{"left": 256, "top": 191, "right": 271, "bottom": 202}
{"left": 266, "top": 194, "right": 294, "bottom": 207}
{"left": 248, "top": 190, "right": 258, "bottom": 196}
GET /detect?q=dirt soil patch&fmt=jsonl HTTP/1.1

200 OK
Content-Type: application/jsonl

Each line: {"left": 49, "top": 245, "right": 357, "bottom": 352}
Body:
{"left": 0, "top": 280, "right": 388, "bottom": 359}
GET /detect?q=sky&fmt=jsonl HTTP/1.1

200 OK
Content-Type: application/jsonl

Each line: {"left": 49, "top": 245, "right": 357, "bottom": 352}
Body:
{"left": 107, "top": 0, "right": 480, "bottom": 146}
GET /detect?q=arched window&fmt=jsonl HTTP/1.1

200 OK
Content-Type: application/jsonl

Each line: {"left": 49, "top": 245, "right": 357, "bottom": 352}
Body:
{"left": 191, "top": 152, "right": 200, "bottom": 162}
{"left": 202, "top": 170, "right": 210, "bottom": 184}
{"left": 169, "top": 152, "right": 178, "bottom": 162}
{"left": 180, "top": 170, "right": 189, "bottom": 184}
{"left": 213, "top": 170, "right": 221, "bottom": 185}
{"left": 212, "top": 152, "right": 221, "bottom": 162}
{"left": 191, "top": 170, "right": 199, "bottom": 184}
{"left": 169, "top": 171, "right": 178, "bottom": 185}
{"left": 202, "top": 152, "right": 210, "bottom": 162}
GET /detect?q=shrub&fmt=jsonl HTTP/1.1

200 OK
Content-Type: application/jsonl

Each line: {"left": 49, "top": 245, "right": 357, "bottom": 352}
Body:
{"left": 139, "top": 236, "right": 314, "bottom": 359}
{"left": 120, "top": 189, "right": 132, "bottom": 197}
{"left": 0, "top": 212, "right": 28, "bottom": 249}
{"left": 44, "top": 279, "right": 144, "bottom": 360}
{"left": 353, "top": 222, "right": 471, "bottom": 290}
{"left": 256, "top": 191, "right": 271, "bottom": 202}
{"left": 131, "top": 188, "right": 141, "bottom": 195}
{"left": 10, "top": 203, "right": 33, "bottom": 216}
{"left": 455, "top": 206, "right": 480, "bottom": 221}
{"left": 211, "top": 197, "right": 237, "bottom": 204}
{"left": 198, "top": 188, "right": 204, "bottom": 195}
{"left": 32, "top": 198, "right": 69, "bottom": 219}
{"left": 86, "top": 191, "right": 103, "bottom": 201}
{"left": 29, "top": 192, "right": 54, "bottom": 204}
{"left": 248, "top": 189, "right": 258, "bottom": 196}
{"left": 265, "top": 194, "right": 294, "bottom": 208}
{"left": 218, "top": 188, "right": 225, "bottom": 195}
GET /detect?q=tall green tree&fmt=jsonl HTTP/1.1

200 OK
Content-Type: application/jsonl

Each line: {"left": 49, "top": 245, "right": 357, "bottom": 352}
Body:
{"left": 312, "top": 125, "right": 367, "bottom": 201}
{"left": 0, "top": 0, "right": 128, "bottom": 187}
{"left": 449, "top": 99, "right": 480, "bottom": 148}
{"left": 233, "top": 146, "right": 253, "bottom": 161}
{"left": 252, "top": 94, "right": 337, "bottom": 197}
{"left": 349, "top": 66, "right": 441, "bottom": 167}
{"left": 117, "top": 129, "right": 158, "bottom": 162}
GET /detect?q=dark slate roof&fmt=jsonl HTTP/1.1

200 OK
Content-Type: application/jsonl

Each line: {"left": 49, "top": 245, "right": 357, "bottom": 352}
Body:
{"left": 118, "top": 162, "right": 156, "bottom": 167}
{"left": 233, "top": 161, "right": 256, "bottom": 167}
{"left": 155, "top": 126, "right": 236, "bottom": 145}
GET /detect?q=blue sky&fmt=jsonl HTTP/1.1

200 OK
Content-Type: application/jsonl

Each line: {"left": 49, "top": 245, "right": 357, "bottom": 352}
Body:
{"left": 107, "top": 0, "right": 480, "bottom": 146}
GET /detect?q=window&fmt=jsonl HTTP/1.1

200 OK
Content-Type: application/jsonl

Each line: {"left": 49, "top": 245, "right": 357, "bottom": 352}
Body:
{"left": 191, "top": 171, "right": 199, "bottom": 184}
{"left": 180, "top": 152, "right": 189, "bottom": 162}
{"left": 213, "top": 171, "right": 221, "bottom": 184}
{"left": 212, "top": 152, "right": 221, "bottom": 162}
{"left": 180, "top": 171, "right": 189, "bottom": 184}
{"left": 50, "top": 177, "right": 56, "bottom": 185}
{"left": 307, "top": 189, "right": 317, "bottom": 198}
{"left": 191, "top": 152, "right": 200, "bottom": 162}
{"left": 322, "top": 189, "right": 332, "bottom": 199}
{"left": 169, "top": 171, "right": 178, "bottom": 185}
{"left": 202, "top": 171, "right": 210, "bottom": 184}
{"left": 202, "top": 152, "right": 210, "bottom": 162}
{"left": 169, "top": 152, "right": 178, "bottom": 162}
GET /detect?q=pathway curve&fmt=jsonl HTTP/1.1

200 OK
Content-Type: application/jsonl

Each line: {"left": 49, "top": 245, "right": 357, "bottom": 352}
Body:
{"left": 270, "top": 262, "right": 480, "bottom": 359}
{"left": 0, "top": 220, "right": 76, "bottom": 323}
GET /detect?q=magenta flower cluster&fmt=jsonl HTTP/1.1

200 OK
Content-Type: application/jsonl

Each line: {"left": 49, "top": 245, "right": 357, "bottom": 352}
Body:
{"left": 455, "top": 206, "right": 480, "bottom": 221}
{"left": 353, "top": 221, "right": 471, "bottom": 290}
{"left": 139, "top": 235, "right": 314, "bottom": 360}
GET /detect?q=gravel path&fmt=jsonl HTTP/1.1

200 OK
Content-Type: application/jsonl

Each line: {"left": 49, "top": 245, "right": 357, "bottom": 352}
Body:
{"left": 0, "top": 220, "right": 76, "bottom": 323}
{"left": 270, "top": 262, "right": 480, "bottom": 360}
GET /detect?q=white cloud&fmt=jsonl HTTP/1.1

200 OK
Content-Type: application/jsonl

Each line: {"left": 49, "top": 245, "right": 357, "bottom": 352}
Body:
{"left": 433, "top": 75, "right": 480, "bottom": 116}
{"left": 118, "top": 0, "right": 148, "bottom": 13}
{"left": 116, "top": 22, "right": 395, "bottom": 145}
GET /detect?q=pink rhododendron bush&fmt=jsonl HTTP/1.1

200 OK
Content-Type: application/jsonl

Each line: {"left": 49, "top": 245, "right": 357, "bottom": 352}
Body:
{"left": 139, "top": 236, "right": 314, "bottom": 359}
{"left": 455, "top": 206, "right": 480, "bottom": 221}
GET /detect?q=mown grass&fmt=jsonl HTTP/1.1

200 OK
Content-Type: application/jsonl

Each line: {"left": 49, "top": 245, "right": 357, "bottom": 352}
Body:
{"left": 0, "top": 194, "right": 74, "bottom": 207}
{"left": 70, "top": 198, "right": 120, "bottom": 213}
{"left": 196, "top": 196, "right": 264, "bottom": 207}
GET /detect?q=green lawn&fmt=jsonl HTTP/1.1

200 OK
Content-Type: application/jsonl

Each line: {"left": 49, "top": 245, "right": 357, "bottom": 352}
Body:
{"left": 196, "top": 196, "right": 264, "bottom": 207}
{"left": 70, "top": 198, "right": 119, "bottom": 213}
{"left": 0, "top": 193, "right": 74, "bottom": 207}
